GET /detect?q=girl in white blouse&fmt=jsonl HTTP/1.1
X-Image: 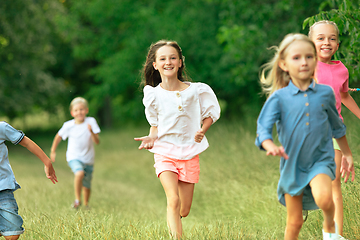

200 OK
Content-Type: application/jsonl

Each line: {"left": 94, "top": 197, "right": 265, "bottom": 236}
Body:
{"left": 134, "top": 40, "right": 220, "bottom": 239}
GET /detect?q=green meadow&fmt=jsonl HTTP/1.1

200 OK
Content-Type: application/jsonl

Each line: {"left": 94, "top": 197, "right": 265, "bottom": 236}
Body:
{"left": 6, "top": 108, "right": 360, "bottom": 239}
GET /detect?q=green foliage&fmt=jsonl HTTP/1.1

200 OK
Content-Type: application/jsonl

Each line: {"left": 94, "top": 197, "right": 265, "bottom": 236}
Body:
{"left": 303, "top": 0, "right": 360, "bottom": 85}
{"left": 215, "top": 0, "right": 325, "bottom": 117}
{"left": 3, "top": 0, "right": 359, "bottom": 125}
{"left": 53, "top": 0, "right": 225, "bottom": 126}
{"left": 0, "top": 0, "right": 68, "bottom": 120}
{"left": 52, "top": 0, "right": 327, "bottom": 124}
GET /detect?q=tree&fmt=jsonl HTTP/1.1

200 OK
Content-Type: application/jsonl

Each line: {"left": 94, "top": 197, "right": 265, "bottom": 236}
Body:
{"left": 53, "top": 0, "right": 225, "bottom": 126}
{"left": 214, "top": 0, "right": 325, "bottom": 117}
{"left": 3, "top": 0, "right": 340, "bottom": 125}
{"left": 54, "top": 0, "right": 328, "bottom": 124}
{"left": 0, "top": 0, "right": 67, "bottom": 122}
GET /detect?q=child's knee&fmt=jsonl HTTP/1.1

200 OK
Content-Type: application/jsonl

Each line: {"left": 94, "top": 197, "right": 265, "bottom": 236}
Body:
{"left": 180, "top": 201, "right": 192, "bottom": 217}
{"left": 75, "top": 170, "right": 85, "bottom": 178}
{"left": 180, "top": 208, "right": 190, "bottom": 218}
{"left": 286, "top": 217, "right": 303, "bottom": 231}
{"left": 314, "top": 193, "right": 334, "bottom": 210}
{"left": 167, "top": 195, "right": 180, "bottom": 210}
{"left": 318, "top": 198, "right": 334, "bottom": 211}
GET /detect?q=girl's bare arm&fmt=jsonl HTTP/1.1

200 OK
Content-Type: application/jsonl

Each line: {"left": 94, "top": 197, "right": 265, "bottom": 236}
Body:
{"left": 341, "top": 92, "right": 360, "bottom": 119}
{"left": 195, "top": 117, "right": 213, "bottom": 143}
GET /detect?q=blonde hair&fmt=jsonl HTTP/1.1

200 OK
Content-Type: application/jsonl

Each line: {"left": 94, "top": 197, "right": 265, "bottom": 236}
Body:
{"left": 308, "top": 20, "right": 340, "bottom": 43}
{"left": 260, "top": 33, "right": 316, "bottom": 97}
{"left": 69, "top": 97, "right": 88, "bottom": 111}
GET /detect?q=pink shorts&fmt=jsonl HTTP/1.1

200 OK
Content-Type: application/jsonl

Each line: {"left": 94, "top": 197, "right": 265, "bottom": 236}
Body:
{"left": 154, "top": 154, "right": 200, "bottom": 183}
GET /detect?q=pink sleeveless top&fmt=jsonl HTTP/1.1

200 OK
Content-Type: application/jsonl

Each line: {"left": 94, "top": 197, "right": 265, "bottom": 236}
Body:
{"left": 315, "top": 60, "right": 349, "bottom": 120}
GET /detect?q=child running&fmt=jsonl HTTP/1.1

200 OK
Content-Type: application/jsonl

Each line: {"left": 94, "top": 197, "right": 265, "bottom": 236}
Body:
{"left": 255, "top": 33, "right": 354, "bottom": 239}
{"left": 134, "top": 40, "right": 220, "bottom": 239}
{"left": 0, "top": 121, "right": 57, "bottom": 240}
{"left": 50, "top": 97, "right": 100, "bottom": 210}
{"left": 309, "top": 20, "right": 359, "bottom": 239}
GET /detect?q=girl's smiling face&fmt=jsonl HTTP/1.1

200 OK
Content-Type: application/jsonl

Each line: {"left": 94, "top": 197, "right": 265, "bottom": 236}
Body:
{"left": 310, "top": 23, "right": 339, "bottom": 64}
{"left": 279, "top": 40, "right": 317, "bottom": 87}
{"left": 153, "top": 45, "right": 182, "bottom": 80}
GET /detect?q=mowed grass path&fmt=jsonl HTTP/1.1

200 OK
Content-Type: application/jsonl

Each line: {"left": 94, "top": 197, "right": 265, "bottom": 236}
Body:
{"left": 8, "top": 112, "right": 360, "bottom": 239}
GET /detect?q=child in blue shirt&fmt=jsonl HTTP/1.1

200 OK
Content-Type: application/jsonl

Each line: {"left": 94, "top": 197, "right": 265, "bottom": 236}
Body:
{"left": 255, "top": 33, "right": 354, "bottom": 239}
{"left": 0, "top": 121, "right": 57, "bottom": 240}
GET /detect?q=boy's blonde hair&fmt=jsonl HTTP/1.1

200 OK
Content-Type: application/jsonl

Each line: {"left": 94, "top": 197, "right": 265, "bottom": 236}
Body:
{"left": 308, "top": 20, "right": 340, "bottom": 43}
{"left": 69, "top": 97, "right": 88, "bottom": 111}
{"left": 260, "top": 33, "right": 317, "bottom": 97}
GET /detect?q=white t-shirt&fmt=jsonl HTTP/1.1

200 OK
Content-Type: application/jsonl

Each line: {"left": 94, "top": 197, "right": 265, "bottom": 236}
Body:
{"left": 143, "top": 82, "right": 220, "bottom": 160}
{"left": 58, "top": 117, "right": 100, "bottom": 165}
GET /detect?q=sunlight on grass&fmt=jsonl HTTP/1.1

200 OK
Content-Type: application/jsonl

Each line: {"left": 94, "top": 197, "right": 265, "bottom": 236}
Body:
{"left": 0, "top": 109, "right": 66, "bottom": 131}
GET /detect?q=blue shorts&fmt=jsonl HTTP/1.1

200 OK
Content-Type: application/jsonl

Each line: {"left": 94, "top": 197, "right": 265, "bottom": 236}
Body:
{"left": 0, "top": 190, "right": 24, "bottom": 236}
{"left": 68, "top": 160, "right": 93, "bottom": 189}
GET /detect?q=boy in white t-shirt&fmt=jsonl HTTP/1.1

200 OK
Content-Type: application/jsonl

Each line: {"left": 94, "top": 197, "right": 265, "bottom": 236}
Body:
{"left": 50, "top": 97, "right": 100, "bottom": 209}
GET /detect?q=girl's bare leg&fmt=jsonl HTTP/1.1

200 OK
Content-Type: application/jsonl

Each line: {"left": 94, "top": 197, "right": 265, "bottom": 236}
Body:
{"left": 178, "top": 181, "right": 195, "bottom": 218}
{"left": 332, "top": 150, "right": 343, "bottom": 235}
{"left": 159, "top": 171, "right": 182, "bottom": 239}
{"left": 310, "top": 174, "right": 335, "bottom": 233}
{"left": 284, "top": 194, "right": 303, "bottom": 240}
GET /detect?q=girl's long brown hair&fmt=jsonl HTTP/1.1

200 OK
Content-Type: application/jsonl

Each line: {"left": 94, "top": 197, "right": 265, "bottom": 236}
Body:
{"left": 142, "top": 40, "right": 188, "bottom": 87}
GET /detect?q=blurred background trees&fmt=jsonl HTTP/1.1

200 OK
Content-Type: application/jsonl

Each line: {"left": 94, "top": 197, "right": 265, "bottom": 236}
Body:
{"left": 0, "top": 1, "right": 67, "bottom": 121}
{"left": 1, "top": 0, "right": 359, "bottom": 128}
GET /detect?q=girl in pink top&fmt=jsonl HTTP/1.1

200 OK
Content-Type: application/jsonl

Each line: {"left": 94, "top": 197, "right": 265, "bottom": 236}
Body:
{"left": 134, "top": 40, "right": 220, "bottom": 239}
{"left": 309, "top": 20, "right": 358, "bottom": 238}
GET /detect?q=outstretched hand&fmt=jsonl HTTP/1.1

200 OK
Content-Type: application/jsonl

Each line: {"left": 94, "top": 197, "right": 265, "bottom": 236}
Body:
{"left": 134, "top": 136, "right": 156, "bottom": 150}
{"left": 340, "top": 155, "right": 355, "bottom": 183}
{"left": 266, "top": 146, "right": 289, "bottom": 160}
{"left": 44, "top": 164, "right": 58, "bottom": 184}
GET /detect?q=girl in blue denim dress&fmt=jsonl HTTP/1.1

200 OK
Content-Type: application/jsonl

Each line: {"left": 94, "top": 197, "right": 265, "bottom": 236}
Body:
{"left": 255, "top": 34, "right": 354, "bottom": 239}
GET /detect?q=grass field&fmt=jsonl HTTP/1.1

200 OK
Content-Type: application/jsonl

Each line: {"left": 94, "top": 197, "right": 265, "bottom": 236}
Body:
{"left": 5, "top": 108, "right": 360, "bottom": 239}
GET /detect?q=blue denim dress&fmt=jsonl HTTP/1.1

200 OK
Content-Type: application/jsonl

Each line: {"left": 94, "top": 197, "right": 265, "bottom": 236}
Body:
{"left": 255, "top": 80, "right": 346, "bottom": 210}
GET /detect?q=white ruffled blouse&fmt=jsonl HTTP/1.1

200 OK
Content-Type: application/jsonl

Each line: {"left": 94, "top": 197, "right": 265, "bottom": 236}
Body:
{"left": 143, "top": 82, "right": 221, "bottom": 160}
